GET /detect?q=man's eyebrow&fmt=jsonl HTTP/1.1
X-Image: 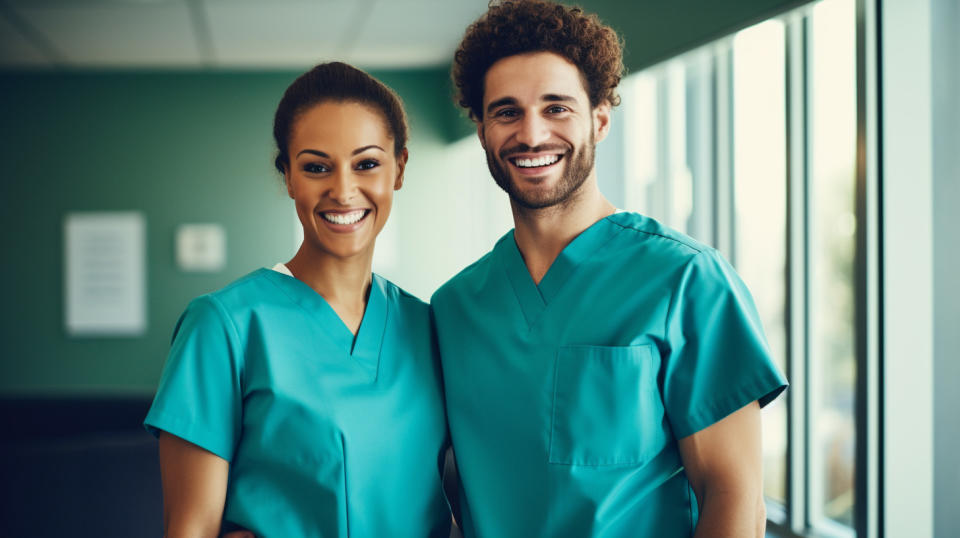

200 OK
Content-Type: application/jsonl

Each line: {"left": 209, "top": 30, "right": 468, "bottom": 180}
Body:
{"left": 296, "top": 149, "right": 329, "bottom": 158}
{"left": 486, "top": 97, "right": 517, "bottom": 114}
{"left": 352, "top": 145, "right": 384, "bottom": 155}
{"left": 543, "top": 93, "right": 577, "bottom": 103}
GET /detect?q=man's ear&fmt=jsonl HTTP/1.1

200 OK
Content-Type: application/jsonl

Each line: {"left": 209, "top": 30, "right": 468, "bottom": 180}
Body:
{"left": 593, "top": 102, "right": 612, "bottom": 143}
{"left": 476, "top": 121, "right": 486, "bottom": 150}
{"left": 394, "top": 148, "right": 408, "bottom": 190}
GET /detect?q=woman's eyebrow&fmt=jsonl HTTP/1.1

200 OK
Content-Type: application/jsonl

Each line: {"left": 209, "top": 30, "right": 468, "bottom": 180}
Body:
{"left": 296, "top": 149, "right": 329, "bottom": 158}
{"left": 297, "top": 146, "right": 384, "bottom": 158}
{"left": 352, "top": 145, "right": 385, "bottom": 155}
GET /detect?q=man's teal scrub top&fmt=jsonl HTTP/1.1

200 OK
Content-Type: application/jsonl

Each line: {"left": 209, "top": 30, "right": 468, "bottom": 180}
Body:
{"left": 431, "top": 211, "right": 788, "bottom": 538}
{"left": 145, "top": 269, "right": 449, "bottom": 537}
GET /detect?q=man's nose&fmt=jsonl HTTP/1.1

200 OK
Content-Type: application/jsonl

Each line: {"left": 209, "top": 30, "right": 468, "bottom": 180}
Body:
{"left": 515, "top": 113, "right": 550, "bottom": 148}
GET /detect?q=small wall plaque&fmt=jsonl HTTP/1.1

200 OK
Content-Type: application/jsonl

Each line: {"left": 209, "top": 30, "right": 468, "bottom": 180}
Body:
{"left": 176, "top": 223, "right": 226, "bottom": 272}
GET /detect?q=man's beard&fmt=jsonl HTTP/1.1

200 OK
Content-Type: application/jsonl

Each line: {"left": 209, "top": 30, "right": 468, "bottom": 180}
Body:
{"left": 485, "top": 131, "right": 596, "bottom": 210}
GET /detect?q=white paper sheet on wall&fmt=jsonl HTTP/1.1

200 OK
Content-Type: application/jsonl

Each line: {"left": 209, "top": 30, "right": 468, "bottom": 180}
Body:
{"left": 64, "top": 212, "right": 146, "bottom": 337}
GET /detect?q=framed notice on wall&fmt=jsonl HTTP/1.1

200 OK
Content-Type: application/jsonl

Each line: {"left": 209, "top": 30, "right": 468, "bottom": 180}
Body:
{"left": 64, "top": 212, "right": 146, "bottom": 337}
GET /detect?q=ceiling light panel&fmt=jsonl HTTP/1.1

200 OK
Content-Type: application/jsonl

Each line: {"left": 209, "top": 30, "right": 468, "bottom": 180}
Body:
{"left": 11, "top": 3, "right": 201, "bottom": 67}
{"left": 203, "top": 0, "right": 357, "bottom": 68}
{"left": 346, "top": 0, "right": 487, "bottom": 68}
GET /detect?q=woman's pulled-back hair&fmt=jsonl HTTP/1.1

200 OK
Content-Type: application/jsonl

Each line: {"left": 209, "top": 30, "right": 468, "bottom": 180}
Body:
{"left": 453, "top": 0, "right": 624, "bottom": 121}
{"left": 273, "top": 62, "right": 408, "bottom": 175}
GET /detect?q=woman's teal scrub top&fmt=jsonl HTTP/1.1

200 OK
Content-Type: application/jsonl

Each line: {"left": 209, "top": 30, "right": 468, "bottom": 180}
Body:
{"left": 144, "top": 268, "right": 450, "bottom": 537}
{"left": 431, "top": 211, "right": 788, "bottom": 538}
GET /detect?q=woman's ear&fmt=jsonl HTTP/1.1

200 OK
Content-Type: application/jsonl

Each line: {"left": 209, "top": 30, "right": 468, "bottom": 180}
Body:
{"left": 284, "top": 168, "right": 295, "bottom": 199}
{"left": 394, "top": 147, "right": 408, "bottom": 190}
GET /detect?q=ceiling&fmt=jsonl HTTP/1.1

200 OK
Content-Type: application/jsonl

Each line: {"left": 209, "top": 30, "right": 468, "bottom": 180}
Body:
{"left": 0, "top": 0, "right": 490, "bottom": 70}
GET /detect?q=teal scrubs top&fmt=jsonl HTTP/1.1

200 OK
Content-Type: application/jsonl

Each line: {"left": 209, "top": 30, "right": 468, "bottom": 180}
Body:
{"left": 145, "top": 268, "right": 449, "bottom": 537}
{"left": 431, "top": 211, "right": 787, "bottom": 538}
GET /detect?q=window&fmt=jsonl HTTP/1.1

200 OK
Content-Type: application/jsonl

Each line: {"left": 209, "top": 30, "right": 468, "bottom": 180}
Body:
{"left": 807, "top": 0, "right": 858, "bottom": 529}
{"left": 619, "top": 0, "right": 872, "bottom": 535}
{"left": 732, "top": 19, "right": 789, "bottom": 507}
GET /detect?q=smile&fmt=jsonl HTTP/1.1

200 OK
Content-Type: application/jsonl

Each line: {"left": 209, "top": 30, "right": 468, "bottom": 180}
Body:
{"left": 320, "top": 209, "right": 370, "bottom": 225}
{"left": 510, "top": 155, "right": 562, "bottom": 168}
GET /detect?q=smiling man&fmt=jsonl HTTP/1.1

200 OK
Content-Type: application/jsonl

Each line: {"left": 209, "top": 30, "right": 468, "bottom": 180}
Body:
{"left": 430, "top": 1, "right": 788, "bottom": 537}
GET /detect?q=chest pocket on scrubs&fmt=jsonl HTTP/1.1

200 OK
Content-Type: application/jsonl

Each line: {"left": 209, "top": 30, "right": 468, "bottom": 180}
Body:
{"left": 549, "top": 344, "right": 666, "bottom": 466}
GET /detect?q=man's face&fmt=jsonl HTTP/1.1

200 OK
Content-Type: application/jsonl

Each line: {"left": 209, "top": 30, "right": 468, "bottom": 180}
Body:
{"left": 478, "top": 51, "right": 610, "bottom": 210}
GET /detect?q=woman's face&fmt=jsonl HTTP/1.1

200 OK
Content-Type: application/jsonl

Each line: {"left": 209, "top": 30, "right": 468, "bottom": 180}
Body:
{"left": 285, "top": 101, "right": 406, "bottom": 261}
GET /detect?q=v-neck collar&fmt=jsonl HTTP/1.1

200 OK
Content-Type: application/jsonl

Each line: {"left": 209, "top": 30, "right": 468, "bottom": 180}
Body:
{"left": 261, "top": 269, "right": 388, "bottom": 379}
{"left": 498, "top": 215, "right": 623, "bottom": 328}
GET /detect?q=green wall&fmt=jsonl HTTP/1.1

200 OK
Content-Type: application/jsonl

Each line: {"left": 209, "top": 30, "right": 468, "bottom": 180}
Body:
{"left": 0, "top": 68, "right": 453, "bottom": 396}
{"left": 0, "top": 0, "right": 816, "bottom": 396}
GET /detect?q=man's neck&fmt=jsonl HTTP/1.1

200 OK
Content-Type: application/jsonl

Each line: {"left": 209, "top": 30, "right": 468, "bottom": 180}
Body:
{"left": 511, "top": 179, "right": 616, "bottom": 285}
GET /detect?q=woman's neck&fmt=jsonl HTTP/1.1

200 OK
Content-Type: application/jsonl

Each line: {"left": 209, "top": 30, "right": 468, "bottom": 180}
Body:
{"left": 285, "top": 245, "right": 373, "bottom": 334}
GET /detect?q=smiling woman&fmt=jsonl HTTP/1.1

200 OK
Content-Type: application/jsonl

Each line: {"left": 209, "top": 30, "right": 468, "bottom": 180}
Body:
{"left": 284, "top": 101, "right": 406, "bottom": 300}
{"left": 143, "top": 62, "right": 450, "bottom": 538}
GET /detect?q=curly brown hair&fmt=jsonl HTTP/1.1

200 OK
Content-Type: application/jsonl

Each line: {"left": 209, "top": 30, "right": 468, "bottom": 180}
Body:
{"left": 453, "top": 0, "right": 624, "bottom": 121}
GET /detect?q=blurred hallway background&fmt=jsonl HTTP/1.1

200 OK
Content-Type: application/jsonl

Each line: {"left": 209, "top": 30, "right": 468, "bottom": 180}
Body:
{"left": 0, "top": 0, "right": 956, "bottom": 536}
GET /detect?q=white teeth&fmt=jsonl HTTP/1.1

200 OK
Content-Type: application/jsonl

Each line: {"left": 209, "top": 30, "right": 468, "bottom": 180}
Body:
{"left": 321, "top": 209, "right": 367, "bottom": 225}
{"left": 513, "top": 155, "right": 560, "bottom": 168}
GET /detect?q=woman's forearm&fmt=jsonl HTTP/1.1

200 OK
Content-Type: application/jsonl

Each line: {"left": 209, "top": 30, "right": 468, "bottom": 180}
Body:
{"left": 158, "top": 431, "right": 230, "bottom": 538}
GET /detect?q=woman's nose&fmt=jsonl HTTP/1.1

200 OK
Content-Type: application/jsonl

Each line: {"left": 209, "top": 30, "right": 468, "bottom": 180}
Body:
{"left": 327, "top": 169, "right": 358, "bottom": 204}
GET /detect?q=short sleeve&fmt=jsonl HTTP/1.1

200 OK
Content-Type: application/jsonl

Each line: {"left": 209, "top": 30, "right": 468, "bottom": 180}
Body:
{"left": 143, "top": 295, "right": 244, "bottom": 461}
{"left": 662, "top": 249, "right": 787, "bottom": 439}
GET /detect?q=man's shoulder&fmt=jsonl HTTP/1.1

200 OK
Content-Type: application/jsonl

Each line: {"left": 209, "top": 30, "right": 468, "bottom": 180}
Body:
{"left": 431, "top": 233, "right": 511, "bottom": 305}
{"left": 431, "top": 249, "right": 498, "bottom": 304}
{"left": 606, "top": 213, "right": 751, "bottom": 300}
{"left": 606, "top": 211, "right": 709, "bottom": 258}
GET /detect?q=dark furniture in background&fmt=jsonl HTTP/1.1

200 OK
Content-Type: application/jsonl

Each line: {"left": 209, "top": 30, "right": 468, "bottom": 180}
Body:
{"left": 0, "top": 397, "right": 163, "bottom": 537}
